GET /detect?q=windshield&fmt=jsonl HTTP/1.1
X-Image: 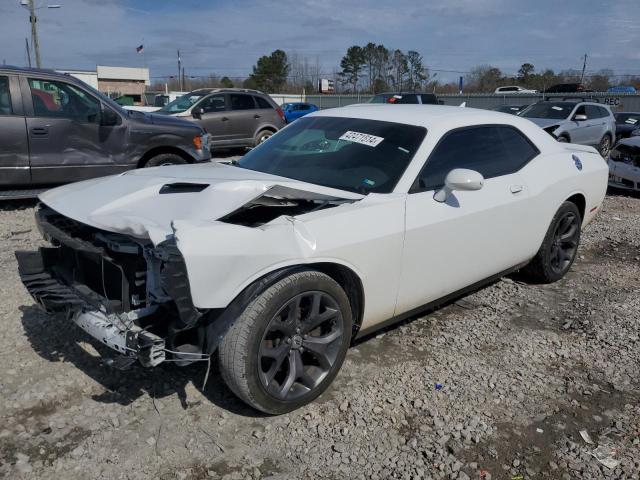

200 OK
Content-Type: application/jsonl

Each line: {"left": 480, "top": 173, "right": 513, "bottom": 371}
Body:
{"left": 159, "top": 92, "right": 208, "bottom": 114}
{"left": 519, "top": 102, "right": 575, "bottom": 119}
{"left": 235, "top": 116, "right": 426, "bottom": 194}
{"left": 615, "top": 113, "right": 640, "bottom": 125}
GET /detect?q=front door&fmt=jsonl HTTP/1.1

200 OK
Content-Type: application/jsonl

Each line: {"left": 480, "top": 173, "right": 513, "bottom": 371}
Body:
{"left": 396, "top": 125, "right": 540, "bottom": 314}
{"left": 0, "top": 74, "right": 30, "bottom": 186}
{"left": 195, "top": 94, "right": 228, "bottom": 143}
{"left": 24, "top": 76, "right": 128, "bottom": 185}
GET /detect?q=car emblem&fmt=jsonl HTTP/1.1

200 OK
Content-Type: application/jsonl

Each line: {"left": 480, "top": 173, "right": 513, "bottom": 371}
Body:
{"left": 572, "top": 154, "right": 583, "bottom": 171}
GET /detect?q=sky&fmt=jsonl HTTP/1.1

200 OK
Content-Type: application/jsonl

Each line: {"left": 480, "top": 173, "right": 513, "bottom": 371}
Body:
{"left": 1, "top": 0, "right": 639, "bottom": 84}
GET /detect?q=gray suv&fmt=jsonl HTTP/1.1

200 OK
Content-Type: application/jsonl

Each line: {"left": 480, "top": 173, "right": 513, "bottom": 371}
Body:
{"left": 0, "top": 66, "right": 210, "bottom": 199}
{"left": 519, "top": 100, "right": 616, "bottom": 157}
{"left": 156, "top": 88, "right": 286, "bottom": 149}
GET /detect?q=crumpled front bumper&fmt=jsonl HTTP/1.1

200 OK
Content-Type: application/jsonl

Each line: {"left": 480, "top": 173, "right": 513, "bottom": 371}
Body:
{"left": 16, "top": 249, "right": 165, "bottom": 367}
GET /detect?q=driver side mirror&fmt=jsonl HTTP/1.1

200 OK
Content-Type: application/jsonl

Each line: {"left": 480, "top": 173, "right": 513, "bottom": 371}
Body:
{"left": 573, "top": 114, "right": 588, "bottom": 121}
{"left": 100, "top": 104, "right": 120, "bottom": 126}
{"left": 434, "top": 168, "right": 484, "bottom": 203}
{"left": 193, "top": 107, "right": 204, "bottom": 119}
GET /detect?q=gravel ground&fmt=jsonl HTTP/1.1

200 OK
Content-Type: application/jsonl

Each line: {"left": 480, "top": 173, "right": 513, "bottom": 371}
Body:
{"left": 0, "top": 190, "right": 639, "bottom": 480}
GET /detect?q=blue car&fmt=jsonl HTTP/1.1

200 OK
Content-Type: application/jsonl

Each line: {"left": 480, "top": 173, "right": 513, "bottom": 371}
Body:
{"left": 282, "top": 102, "right": 318, "bottom": 123}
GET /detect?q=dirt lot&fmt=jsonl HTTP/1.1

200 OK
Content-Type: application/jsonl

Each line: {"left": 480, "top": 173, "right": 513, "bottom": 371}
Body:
{"left": 0, "top": 191, "right": 639, "bottom": 480}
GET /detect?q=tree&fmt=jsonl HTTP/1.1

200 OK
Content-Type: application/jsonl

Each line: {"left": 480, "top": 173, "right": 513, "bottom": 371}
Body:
{"left": 248, "top": 49, "right": 290, "bottom": 93}
{"left": 466, "top": 65, "right": 503, "bottom": 93}
{"left": 220, "top": 76, "right": 234, "bottom": 88}
{"left": 587, "top": 69, "right": 613, "bottom": 92}
{"left": 406, "top": 50, "right": 428, "bottom": 91}
{"left": 339, "top": 46, "right": 366, "bottom": 92}
{"left": 388, "top": 49, "right": 409, "bottom": 91}
{"left": 518, "top": 63, "right": 535, "bottom": 80}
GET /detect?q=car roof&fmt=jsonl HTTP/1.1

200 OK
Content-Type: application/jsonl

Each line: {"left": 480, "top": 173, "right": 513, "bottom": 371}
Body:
{"left": 311, "top": 104, "right": 546, "bottom": 130}
{"left": 0, "top": 65, "right": 84, "bottom": 82}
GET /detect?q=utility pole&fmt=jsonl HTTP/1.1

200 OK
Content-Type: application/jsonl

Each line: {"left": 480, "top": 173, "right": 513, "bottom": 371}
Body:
{"left": 25, "top": 37, "right": 31, "bottom": 67}
{"left": 177, "top": 50, "right": 182, "bottom": 91}
{"left": 580, "top": 53, "right": 588, "bottom": 84}
{"left": 28, "top": 0, "right": 41, "bottom": 68}
{"left": 20, "top": 1, "right": 62, "bottom": 69}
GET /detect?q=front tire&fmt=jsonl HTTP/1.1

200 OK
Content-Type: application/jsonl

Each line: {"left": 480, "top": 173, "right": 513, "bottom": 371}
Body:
{"left": 521, "top": 201, "right": 581, "bottom": 283}
{"left": 598, "top": 134, "right": 612, "bottom": 158}
{"left": 218, "top": 271, "right": 352, "bottom": 414}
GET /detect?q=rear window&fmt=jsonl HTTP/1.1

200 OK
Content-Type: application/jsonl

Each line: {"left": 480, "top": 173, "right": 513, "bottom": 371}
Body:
{"left": 255, "top": 96, "right": 272, "bottom": 109}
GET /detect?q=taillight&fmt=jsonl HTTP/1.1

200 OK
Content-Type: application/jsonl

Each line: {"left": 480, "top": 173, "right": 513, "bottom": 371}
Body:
{"left": 276, "top": 107, "right": 285, "bottom": 121}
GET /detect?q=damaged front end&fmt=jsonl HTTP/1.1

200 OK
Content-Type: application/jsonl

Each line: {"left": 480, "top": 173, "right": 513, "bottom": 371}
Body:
{"left": 16, "top": 205, "right": 204, "bottom": 368}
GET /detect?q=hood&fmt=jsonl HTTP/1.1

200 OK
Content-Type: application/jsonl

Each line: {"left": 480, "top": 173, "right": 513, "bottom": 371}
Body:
{"left": 526, "top": 118, "right": 563, "bottom": 129}
{"left": 127, "top": 109, "right": 201, "bottom": 131}
{"left": 39, "top": 163, "right": 363, "bottom": 244}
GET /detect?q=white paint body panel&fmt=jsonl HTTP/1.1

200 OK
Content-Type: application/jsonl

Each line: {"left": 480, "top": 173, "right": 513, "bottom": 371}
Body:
{"left": 39, "top": 105, "right": 609, "bottom": 331}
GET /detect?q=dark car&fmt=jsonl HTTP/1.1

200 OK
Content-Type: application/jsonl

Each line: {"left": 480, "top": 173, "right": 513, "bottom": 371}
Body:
{"left": 281, "top": 102, "right": 318, "bottom": 123}
{"left": 492, "top": 104, "right": 528, "bottom": 115}
{"left": 0, "top": 66, "right": 210, "bottom": 200}
{"left": 156, "top": 88, "right": 286, "bottom": 149}
{"left": 543, "top": 83, "right": 586, "bottom": 94}
{"left": 614, "top": 112, "right": 640, "bottom": 140}
{"left": 368, "top": 92, "right": 439, "bottom": 105}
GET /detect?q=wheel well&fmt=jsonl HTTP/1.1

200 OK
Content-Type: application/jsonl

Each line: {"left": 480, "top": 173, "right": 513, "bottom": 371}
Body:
{"left": 309, "top": 263, "right": 365, "bottom": 336}
{"left": 558, "top": 132, "right": 570, "bottom": 142}
{"left": 137, "top": 146, "right": 194, "bottom": 168}
{"left": 566, "top": 193, "right": 586, "bottom": 220}
{"left": 256, "top": 126, "right": 277, "bottom": 136}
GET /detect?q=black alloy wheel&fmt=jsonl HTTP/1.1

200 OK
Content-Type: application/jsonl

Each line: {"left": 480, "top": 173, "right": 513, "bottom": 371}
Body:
{"left": 258, "top": 291, "right": 344, "bottom": 401}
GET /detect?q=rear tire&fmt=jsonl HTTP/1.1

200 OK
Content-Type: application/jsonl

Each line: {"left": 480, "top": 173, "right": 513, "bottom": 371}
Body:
{"left": 254, "top": 130, "right": 274, "bottom": 147}
{"left": 521, "top": 201, "right": 581, "bottom": 283}
{"left": 144, "top": 153, "right": 187, "bottom": 167}
{"left": 218, "top": 271, "right": 352, "bottom": 414}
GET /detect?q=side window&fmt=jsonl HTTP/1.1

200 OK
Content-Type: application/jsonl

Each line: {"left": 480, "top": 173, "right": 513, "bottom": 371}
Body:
{"left": 0, "top": 76, "right": 12, "bottom": 115}
{"left": 229, "top": 94, "right": 256, "bottom": 110}
{"left": 598, "top": 106, "right": 611, "bottom": 118}
{"left": 299, "top": 104, "right": 310, "bottom": 111}
{"left": 574, "top": 105, "right": 587, "bottom": 118}
{"left": 585, "top": 105, "right": 601, "bottom": 119}
{"left": 412, "top": 126, "right": 539, "bottom": 192}
{"left": 28, "top": 78, "right": 100, "bottom": 123}
{"left": 254, "top": 96, "right": 272, "bottom": 109}
{"left": 200, "top": 95, "right": 225, "bottom": 113}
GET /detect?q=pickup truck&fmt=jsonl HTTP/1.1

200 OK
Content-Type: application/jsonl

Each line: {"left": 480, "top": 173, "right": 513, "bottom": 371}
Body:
{"left": 0, "top": 66, "right": 210, "bottom": 200}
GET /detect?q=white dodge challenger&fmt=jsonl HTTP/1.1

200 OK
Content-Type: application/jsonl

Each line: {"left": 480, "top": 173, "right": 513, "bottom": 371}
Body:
{"left": 17, "top": 105, "right": 608, "bottom": 413}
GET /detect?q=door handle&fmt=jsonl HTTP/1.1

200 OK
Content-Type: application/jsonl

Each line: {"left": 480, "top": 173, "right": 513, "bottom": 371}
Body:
{"left": 221, "top": 117, "right": 229, "bottom": 121}
{"left": 254, "top": 114, "right": 261, "bottom": 119}
{"left": 510, "top": 185, "right": 524, "bottom": 194}
{"left": 30, "top": 127, "right": 49, "bottom": 136}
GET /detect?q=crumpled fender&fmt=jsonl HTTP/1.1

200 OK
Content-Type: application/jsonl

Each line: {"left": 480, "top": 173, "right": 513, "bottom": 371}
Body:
{"left": 171, "top": 216, "right": 333, "bottom": 309}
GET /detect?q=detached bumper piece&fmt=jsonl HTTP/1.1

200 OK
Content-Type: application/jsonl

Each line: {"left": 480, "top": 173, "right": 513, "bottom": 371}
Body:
{"left": 16, "top": 249, "right": 165, "bottom": 367}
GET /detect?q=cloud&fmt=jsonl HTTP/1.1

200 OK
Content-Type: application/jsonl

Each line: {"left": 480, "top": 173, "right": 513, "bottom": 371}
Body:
{"left": 0, "top": 0, "right": 638, "bottom": 83}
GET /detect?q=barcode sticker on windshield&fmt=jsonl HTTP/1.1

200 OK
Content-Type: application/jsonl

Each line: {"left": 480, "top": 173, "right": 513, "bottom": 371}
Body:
{"left": 625, "top": 118, "right": 638, "bottom": 124}
{"left": 339, "top": 131, "right": 384, "bottom": 147}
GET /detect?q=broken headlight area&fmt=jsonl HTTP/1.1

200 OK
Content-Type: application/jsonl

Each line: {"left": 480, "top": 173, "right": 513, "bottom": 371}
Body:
{"left": 610, "top": 144, "right": 640, "bottom": 167}
{"left": 16, "top": 205, "right": 209, "bottom": 368}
